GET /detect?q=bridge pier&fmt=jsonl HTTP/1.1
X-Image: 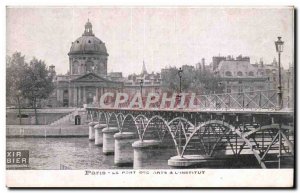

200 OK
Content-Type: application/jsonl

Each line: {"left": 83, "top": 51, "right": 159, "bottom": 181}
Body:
{"left": 168, "top": 155, "right": 216, "bottom": 168}
{"left": 114, "top": 132, "right": 137, "bottom": 166}
{"left": 88, "top": 122, "right": 97, "bottom": 141}
{"left": 132, "top": 140, "right": 161, "bottom": 169}
{"left": 102, "top": 127, "right": 119, "bottom": 155}
{"left": 94, "top": 124, "right": 107, "bottom": 146}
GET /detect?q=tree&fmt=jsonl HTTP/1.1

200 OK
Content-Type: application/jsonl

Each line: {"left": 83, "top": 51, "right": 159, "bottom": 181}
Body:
{"left": 193, "top": 68, "right": 225, "bottom": 94}
{"left": 6, "top": 52, "right": 26, "bottom": 104}
{"left": 161, "top": 67, "right": 179, "bottom": 92}
{"left": 161, "top": 66, "right": 224, "bottom": 94}
{"left": 6, "top": 52, "right": 26, "bottom": 124}
{"left": 19, "top": 58, "right": 54, "bottom": 124}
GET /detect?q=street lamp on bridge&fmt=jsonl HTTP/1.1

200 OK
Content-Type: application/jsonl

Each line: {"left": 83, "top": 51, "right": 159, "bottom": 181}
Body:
{"left": 177, "top": 67, "right": 183, "bottom": 105}
{"left": 275, "top": 36, "right": 284, "bottom": 110}
{"left": 178, "top": 67, "right": 183, "bottom": 93}
{"left": 177, "top": 67, "right": 183, "bottom": 154}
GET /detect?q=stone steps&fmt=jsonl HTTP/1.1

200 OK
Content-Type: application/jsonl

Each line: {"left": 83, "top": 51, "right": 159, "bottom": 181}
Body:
{"left": 50, "top": 109, "right": 80, "bottom": 126}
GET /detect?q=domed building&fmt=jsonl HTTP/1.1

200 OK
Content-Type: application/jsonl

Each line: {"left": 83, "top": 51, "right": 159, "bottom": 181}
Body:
{"left": 53, "top": 20, "right": 123, "bottom": 107}
{"left": 68, "top": 20, "right": 108, "bottom": 77}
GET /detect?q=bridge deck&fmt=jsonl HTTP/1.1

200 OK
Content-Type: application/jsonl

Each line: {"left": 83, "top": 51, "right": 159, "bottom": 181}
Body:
{"left": 87, "top": 107, "right": 294, "bottom": 115}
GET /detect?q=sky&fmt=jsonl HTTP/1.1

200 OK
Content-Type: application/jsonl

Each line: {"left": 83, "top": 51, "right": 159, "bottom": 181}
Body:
{"left": 6, "top": 7, "right": 294, "bottom": 76}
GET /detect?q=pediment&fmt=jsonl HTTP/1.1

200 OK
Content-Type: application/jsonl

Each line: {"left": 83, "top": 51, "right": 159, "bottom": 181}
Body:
{"left": 72, "top": 73, "right": 110, "bottom": 82}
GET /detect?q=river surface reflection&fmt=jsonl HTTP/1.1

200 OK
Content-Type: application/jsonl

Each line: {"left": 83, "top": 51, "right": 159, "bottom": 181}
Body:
{"left": 6, "top": 137, "right": 175, "bottom": 170}
{"left": 7, "top": 137, "right": 266, "bottom": 170}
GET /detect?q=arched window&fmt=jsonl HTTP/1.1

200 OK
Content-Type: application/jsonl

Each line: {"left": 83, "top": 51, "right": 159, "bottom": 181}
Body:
{"left": 237, "top": 71, "right": 243, "bottom": 77}
{"left": 248, "top": 71, "right": 254, "bottom": 76}
{"left": 86, "top": 61, "right": 94, "bottom": 73}
{"left": 225, "top": 71, "right": 232, "bottom": 76}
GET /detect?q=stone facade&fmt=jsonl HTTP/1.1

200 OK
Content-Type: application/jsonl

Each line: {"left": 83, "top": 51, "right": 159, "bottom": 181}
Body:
{"left": 214, "top": 55, "right": 274, "bottom": 94}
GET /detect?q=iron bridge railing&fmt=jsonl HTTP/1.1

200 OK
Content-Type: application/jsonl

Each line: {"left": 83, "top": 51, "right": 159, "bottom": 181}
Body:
{"left": 87, "top": 89, "right": 293, "bottom": 111}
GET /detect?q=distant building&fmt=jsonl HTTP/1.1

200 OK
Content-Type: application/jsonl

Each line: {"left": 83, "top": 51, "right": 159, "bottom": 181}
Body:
{"left": 213, "top": 54, "right": 293, "bottom": 105}
{"left": 124, "top": 62, "right": 162, "bottom": 95}
{"left": 212, "top": 55, "right": 227, "bottom": 71}
{"left": 195, "top": 58, "right": 206, "bottom": 71}
{"left": 182, "top": 64, "right": 195, "bottom": 72}
{"left": 282, "top": 64, "right": 294, "bottom": 108}
{"left": 108, "top": 72, "right": 124, "bottom": 82}
{"left": 214, "top": 55, "right": 268, "bottom": 94}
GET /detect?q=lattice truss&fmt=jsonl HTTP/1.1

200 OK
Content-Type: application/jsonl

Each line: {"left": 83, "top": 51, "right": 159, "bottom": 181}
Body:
{"left": 87, "top": 110, "right": 294, "bottom": 168}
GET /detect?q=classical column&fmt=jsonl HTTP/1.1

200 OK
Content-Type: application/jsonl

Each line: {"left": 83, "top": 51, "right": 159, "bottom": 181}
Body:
{"left": 56, "top": 89, "right": 61, "bottom": 105}
{"left": 83, "top": 86, "right": 86, "bottom": 104}
{"left": 78, "top": 86, "right": 82, "bottom": 106}
{"left": 96, "top": 87, "right": 99, "bottom": 104}
{"left": 68, "top": 87, "right": 72, "bottom": 107}
{"left": 73, "top": 86, "right": 77, "bottom": 107}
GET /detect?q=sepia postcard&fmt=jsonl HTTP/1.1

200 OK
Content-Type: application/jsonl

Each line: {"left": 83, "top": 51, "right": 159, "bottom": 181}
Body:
{"left": 5, "top": 6, "right": 295, "bottom": 188}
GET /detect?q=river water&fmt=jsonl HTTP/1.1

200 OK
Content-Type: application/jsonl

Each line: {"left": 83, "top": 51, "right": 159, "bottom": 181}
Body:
{"left": 6, "top": 137, "right": 266, "bottom": 170}
{"left": 6, "top": 137, "right": 175, "bottom": 170}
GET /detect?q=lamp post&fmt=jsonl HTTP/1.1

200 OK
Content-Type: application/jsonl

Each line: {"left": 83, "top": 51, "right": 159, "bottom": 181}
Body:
{"left": 275, "top": 37, "right": 284, "bottom": 110}
{"left": 178, "top": 68, "right": 183, "bottom": 93}
{"left": 140, "top": 79, "right": 144, "bottom": 97}
{"left": 275, "top": 36, "right": 284, "bottom": 169}
{"left": 177, "top": 67, "right": 183, "bottom": 155}
{"left": 177, "top": 67, "right": 183, "bottom": 106}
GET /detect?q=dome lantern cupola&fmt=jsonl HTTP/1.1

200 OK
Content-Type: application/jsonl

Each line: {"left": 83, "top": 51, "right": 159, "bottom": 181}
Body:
{"left": 83, "top": 19, "right": 94, "bottom": 36}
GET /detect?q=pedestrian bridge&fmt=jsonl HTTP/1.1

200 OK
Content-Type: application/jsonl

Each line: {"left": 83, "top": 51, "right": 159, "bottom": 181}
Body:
{"left": 86, "top": 90, "right": 294, "bottom": 169}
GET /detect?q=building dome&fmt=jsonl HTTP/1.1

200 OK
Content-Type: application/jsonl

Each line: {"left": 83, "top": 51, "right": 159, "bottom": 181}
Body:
{"left": 68, "top": 20, "right": 108, "bottom": 56}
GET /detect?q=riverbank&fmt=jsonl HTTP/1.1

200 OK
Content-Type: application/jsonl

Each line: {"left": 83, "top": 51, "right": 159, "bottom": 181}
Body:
{"left": 6, "top": 125, "right": 88, "bottom": 138}
{"left": 6, "top": 108, "right": 78, "bottom": 125}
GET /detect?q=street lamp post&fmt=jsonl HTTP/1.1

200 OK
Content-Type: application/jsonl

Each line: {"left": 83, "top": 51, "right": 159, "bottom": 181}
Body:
{"left": 275, "top": 36, "right": 284, "bottom": 169}
{"left": 177, "top": 67, "right": 183, "bottom": 108}
{"left": 275, "top": 36, "right": 284, "bottom": 110}
{"left": 178, "top": 67, "right": 183, "bottom": 93}
{"left": 177, "top": 67, "right": 183, "bottom": 155}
